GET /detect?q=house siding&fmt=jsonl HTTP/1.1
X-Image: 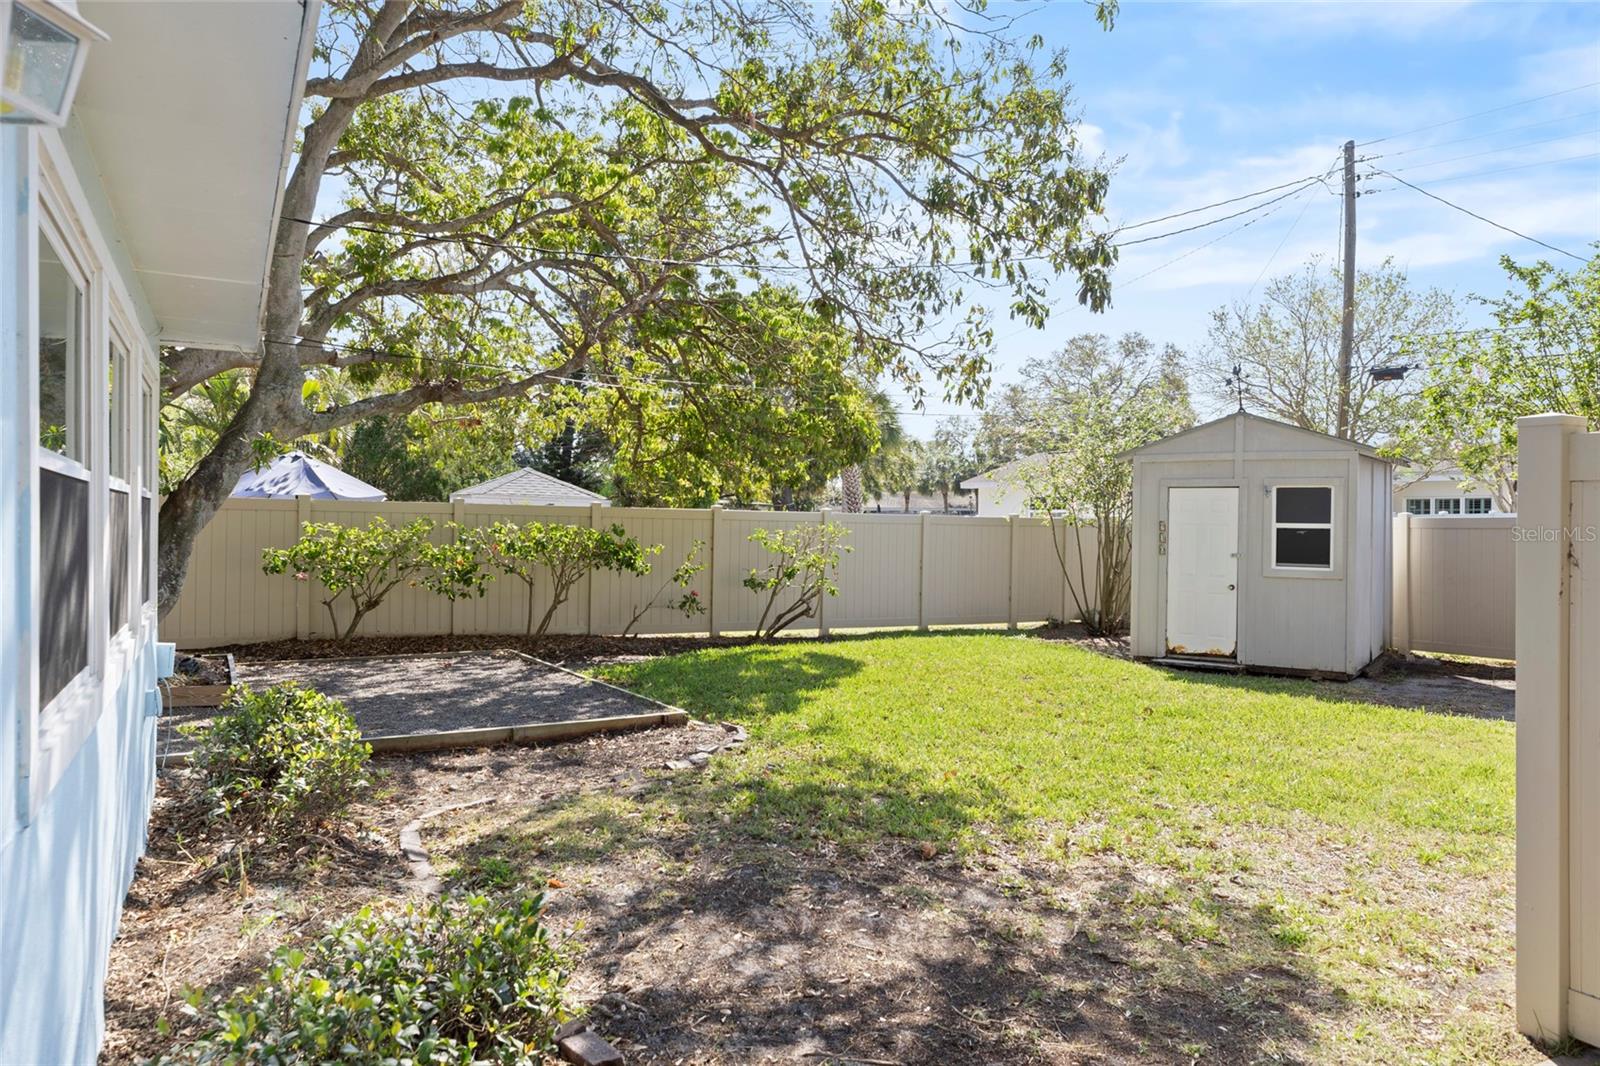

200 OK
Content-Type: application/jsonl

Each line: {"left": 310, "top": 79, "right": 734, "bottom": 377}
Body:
{"left": 0, "top": 121, "right": 164, "bottom": 1065}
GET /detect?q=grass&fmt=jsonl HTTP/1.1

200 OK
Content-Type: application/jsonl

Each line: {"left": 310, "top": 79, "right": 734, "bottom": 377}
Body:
{"left": 575, "top": 631, "right": 1528, "bottom": 1064}
{"left": 600, "top": 631, "right": 1512, "bottom": 861}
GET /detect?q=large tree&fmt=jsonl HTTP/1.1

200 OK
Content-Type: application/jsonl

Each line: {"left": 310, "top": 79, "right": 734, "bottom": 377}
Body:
{"left": 154, "top": 0, "right": 1119, "bottom": 614}
{"left": 1197, "top": 257, "right": 1460, "bottom": 444}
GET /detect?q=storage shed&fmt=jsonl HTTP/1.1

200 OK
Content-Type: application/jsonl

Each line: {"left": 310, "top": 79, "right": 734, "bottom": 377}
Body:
{"left": 1123, "top": 412, "right": 1394, "bottom": 678}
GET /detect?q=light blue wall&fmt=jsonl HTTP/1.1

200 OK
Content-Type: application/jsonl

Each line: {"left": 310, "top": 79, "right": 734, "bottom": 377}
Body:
{"left": 0, "top": 122, "right": 165, "bottom": 1065}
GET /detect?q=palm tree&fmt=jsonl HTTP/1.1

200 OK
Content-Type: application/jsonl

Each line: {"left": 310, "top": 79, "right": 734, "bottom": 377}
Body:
{"left": 841, "top": 390, "right": 904, "bottom": 512}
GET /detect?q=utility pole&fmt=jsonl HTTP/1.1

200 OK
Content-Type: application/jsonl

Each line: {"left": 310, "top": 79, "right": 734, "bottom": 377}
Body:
{"left": 1336, "top": 138, "right": 1357, "bottom": 439}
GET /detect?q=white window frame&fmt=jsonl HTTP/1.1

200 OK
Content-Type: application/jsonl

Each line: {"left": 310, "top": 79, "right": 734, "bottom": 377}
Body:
{"left": 18, "top": 129, "right": 154, "bottom": 820}
{"left": 1266, "top": 481, "right": 1338, "bottom": 575}
{"left": 1433, "top": 497, "right": 1463, "bottom": 515}
{"left": 1405, "top": 498, "right": 1432, "bottom": 516}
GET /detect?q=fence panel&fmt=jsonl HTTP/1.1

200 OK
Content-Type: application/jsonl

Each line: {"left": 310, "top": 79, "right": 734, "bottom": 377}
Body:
{"left": 1394, "top": 514, "right": 1515, "bottom": 659}
{"left": 591, "top": 506, "right": 715, "bottom": 635}
{"left": 923, "top": 516, "right": 1012, "bottom": 625}
{"left": 163, "top": 498, "right": 299, "bottom": 647}
{"left": 828, "top": 512, "right": 922, "bottom": 629}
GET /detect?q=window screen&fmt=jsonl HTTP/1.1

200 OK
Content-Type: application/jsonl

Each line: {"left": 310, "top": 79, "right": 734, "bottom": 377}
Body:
{"left": 108, "top": 344, "right": 127, "bottom": 481}
{"left": 38, "top": 235, "right": 83, "bottom": 461}
{"left": 1272, "top": 485, "right": 1333, "bottom": 569}
{"left": 141, "top": 495, "right": 152, "bottom": 604}
{"left": 109, "top": 488, "right": 129, "bottom": 634}
{"left": 40, "top": 466, "right": 89, "bottom": 708}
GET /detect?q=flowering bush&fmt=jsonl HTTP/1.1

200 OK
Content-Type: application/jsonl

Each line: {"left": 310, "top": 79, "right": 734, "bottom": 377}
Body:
{"left": 465, "top": 520, "right": 655, "bottom": 636}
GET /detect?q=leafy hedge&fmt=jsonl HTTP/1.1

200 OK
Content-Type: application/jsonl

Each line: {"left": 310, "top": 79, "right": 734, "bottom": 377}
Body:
{"left": 185, "top": 683, "right": 370, "bottom": 830}
{"left": 169, "top": 894, "right": 570, "bottom": 1064}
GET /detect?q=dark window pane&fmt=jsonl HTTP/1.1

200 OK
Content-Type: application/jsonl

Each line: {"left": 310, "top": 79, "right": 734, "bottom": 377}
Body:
{"left": 1276, "top": 486, "right": 1331, "bottom": 524}
{"left": 141, "top": 495, "right": 152, "bottom": 604}
{"left": 41, "top": 467, "right": 89, "bottom": 708}
{"left": 110, "top": 488, "right": 129, "bottom": 634}
{"left": 1276, "top": 527, "right": 1331, "bottom": 568}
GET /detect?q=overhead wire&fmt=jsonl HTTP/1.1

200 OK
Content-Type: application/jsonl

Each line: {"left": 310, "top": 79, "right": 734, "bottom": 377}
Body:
{"left": 1369, "top": 167, "right": 1587, "bottom": 261}
{"left": 1356, "top": 80, "right": 1600, "bottom": 147}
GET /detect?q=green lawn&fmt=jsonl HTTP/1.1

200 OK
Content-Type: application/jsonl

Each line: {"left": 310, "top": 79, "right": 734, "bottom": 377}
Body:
{"left": 602, "top": 631, "right": 1512, "bottom": 860}
{"left": 578, "top": 631, "right": 1527, "bottom": 1063}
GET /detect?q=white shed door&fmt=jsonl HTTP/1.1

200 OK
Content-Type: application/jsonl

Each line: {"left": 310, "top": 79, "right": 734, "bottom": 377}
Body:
{"left": 1165, "top": 487, "right": 1238, "bottom": 657}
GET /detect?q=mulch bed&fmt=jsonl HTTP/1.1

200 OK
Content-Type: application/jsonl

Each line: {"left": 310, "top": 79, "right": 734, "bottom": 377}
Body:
{"left": 233, "top": 651, "right": 672, "bottom": 739}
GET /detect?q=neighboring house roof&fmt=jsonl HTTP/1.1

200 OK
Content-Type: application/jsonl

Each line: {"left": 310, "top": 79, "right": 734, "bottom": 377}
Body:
{"left": 1118, "top": 411, "right": 1388, "bottom": 460}
{"left": 76, "top": 1, "right": 318, "bottom": 347}
{"left": 961, "top": 453, "right": 1053, "bottom": 490}
{"left": 449, "top": 468, "right": 610, "bottom": 506}
{"left": 231, "top": 452, "right": 386, "bottom": 501}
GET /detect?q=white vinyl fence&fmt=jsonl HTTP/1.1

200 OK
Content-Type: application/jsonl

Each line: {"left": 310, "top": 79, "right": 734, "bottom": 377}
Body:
{"left": 162, "top": 499, "right": 1100, "bottom": 649}
{"left": 1392, "top": 513, "right": 1516, "bottom": 660}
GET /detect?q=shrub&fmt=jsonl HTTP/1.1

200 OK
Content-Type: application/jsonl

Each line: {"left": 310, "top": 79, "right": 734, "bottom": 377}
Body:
{"left": 742, "top": 522, "right": 850, "bottom": 639}
{"left": 262, "top": 517, "right": 488, "bottom": 640}
{"left": 185, "top": 683, "right": 371, "bottom": 830}
{"left": 170, "top": 894, "right": 570, "bottom": 1064}
{"left": 622, "top": 539, "right": 708, "bottom": 636}
{"left": 467, "top": 520, "right": 656, "bottom": 636}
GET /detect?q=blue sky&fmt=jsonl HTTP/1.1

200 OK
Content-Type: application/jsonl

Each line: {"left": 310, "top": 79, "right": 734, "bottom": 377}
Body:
{"left": 895, "top": 0, "right": 1600, "bottom": 435}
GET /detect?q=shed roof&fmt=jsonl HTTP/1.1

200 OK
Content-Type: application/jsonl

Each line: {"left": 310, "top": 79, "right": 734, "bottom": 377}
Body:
{"left": 449, "top": 468, "right": 610, "bottom": 506}
{"left": 230, "top": 452, "right": 386, "bottom": 501}
{"left": 1119, "top": 412, "right": 1387, "bottom": 461}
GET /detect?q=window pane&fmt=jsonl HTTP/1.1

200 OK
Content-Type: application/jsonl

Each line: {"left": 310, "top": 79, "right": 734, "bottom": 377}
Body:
{"left": 5, "top": 5, "right": 80, "bottom": 117}
{"left": 40, "top": 467, "right": 89, "bottom": 708}
{"left": 108, "top": 345, "right": 127, "bottom": 480}
{"left": 141, "top": 381, "right": 155, "bottom": 492}
{"left": 38, "top": 236, "right": 83, "bottom": 460}
{"left": 1405, "top": 499, "right": 1431, "bottom": 516}
{"left": 109, "top": 488, "right": 129, "bottom": 634}
{"left": 1434, "top": 498, "right": 1462, "bottom": 515}
{"left": 141, "top": 495, "right": 152, "bottom": 605}
{"left": 1276, "top": 527, "right": 1332, "bottom": 568}
{"left": 1276, "top": 486, "right": 1331, "bottom": 524}
{"left": 1465, "top": 497, "right": 1492, "bottom": 515}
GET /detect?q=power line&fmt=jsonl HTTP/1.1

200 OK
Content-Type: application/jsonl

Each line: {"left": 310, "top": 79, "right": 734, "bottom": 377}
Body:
{"left": 1374, "top": 108, "right": 1600, "bottom": 160}
{"left": 1119, "top": 182, "right": 1317, "bottom": 288}
{"left": 1357, "top": 80, "right": 1600, "bottom": 147}
{"left": 1370, "top": 167, "right": 1588, "bottom": 262}
{"left": 1109, "top": 166, "right": 1336, "bottom": 233}
{"left": 1113, "top": 176, "right": 1330, "bottom": 249}
{"left": 1365, "top": 150, "right": 1600, "bottom": 193}
{"left": 1382, "top": 126, "right": 1600, "bottom": 175}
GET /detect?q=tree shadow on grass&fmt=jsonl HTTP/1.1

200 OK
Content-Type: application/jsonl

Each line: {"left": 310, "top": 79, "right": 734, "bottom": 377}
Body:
{"left": 602, "top": 646, "right": 866, "bottom": 725}
{"left": 441, "top": 761, "right": 1344, "bottom": 1064}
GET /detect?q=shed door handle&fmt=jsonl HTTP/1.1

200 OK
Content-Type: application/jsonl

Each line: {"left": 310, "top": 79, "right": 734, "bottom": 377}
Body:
{"left": 1227, "top": 584, "right": 1235, "bottom": 591}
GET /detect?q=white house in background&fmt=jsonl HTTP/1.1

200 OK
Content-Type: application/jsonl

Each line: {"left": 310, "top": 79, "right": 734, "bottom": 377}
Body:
{"left": 0, "top": 2, "right": 314, "bottom": 1061}
{"left": 961, "top": 453, "right": 1052, "bottom": 516}
{"left": 450, "top": 467, "right": 611, "bottom": 507}
{"left": 1392, "top": 466, "right": 1512, "bottom": 516}
{"left": 231, "top": 450, "right": 387, "bottom": 501}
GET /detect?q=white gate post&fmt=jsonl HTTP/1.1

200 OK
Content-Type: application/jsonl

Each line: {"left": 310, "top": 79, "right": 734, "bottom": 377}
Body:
{"left": 1516, "top": 412, "right": 1584, "bottom": 1042}
{"left": 707, "top": 505, "right": 723, "bottom": 638}
{"left": 1391, "top": 513, "right": 1411, "bottom": 654}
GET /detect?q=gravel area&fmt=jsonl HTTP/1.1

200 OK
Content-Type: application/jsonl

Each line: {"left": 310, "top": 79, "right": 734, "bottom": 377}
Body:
{"left": 231, "top": 651, "right": 672, "bottom": 738}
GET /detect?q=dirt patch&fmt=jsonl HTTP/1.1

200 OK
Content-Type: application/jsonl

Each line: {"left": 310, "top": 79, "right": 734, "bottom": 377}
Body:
{"left": 234, "top": 651, "right": 675, "bottom": 738}
{"left": 102, "top": 721, "right": 730, "bottom": 1064}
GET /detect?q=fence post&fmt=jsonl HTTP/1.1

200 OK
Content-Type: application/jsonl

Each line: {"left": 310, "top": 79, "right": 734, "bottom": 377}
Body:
{"left": 588, "top": 502, "right": 603, "bottom": 636}
{"left": 450, "top": 498, "right": 467, "bottom": 637}
{"left": 708, "top": 505, "right": 723, "bottom": 638}
{"left": 918, "top": 511, "right": 930, "bottom": 631}
{"left": 1007, "top": 515, "right": 1018, "bottom": 631}
{"left": 294, "top": 494, "right": 311, "bottom": 640}
{"left": 1391, "top": 512, "right": 1411, "bottom": 654}
{"left": 1515, "top": 413, "right": 1584, "bottom": 1043}
{"left": 818, "top": 508, "right": 831, "bottom": 638}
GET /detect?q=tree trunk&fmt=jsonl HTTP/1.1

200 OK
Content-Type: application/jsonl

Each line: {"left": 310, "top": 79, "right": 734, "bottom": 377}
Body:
{"left": 840, "top": 464, "right": 864, "bottom": 513}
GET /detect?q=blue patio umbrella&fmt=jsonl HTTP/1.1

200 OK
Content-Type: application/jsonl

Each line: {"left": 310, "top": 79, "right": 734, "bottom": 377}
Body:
{"left": 229, "top": 451, "right": 387, "bottom": 501}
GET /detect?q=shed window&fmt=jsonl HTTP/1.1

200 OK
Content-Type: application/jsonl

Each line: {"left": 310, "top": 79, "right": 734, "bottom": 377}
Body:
{"left": 1272, "top": 486, "right": 1332, "bottom": 569}
{"left": 1464, "top": 497, "right": 1493, "bottom": 515}
{"left": 1405, "top": 498, "right": 1431, "bottom": 516}
{"left": 1433, "top": 498, "right": 1462, "bottom": 515}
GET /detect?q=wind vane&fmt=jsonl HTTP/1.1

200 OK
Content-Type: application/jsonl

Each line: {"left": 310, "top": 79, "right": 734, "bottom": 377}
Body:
{"left": 1227, "top": 363, "right": 1246, "bottom": 412}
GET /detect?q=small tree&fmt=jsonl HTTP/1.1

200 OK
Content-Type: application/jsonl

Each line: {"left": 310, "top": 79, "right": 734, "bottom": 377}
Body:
{"left": 622, "top": 540, "right": 709, "bottom": 637}
{"left": 469, "top": 521, "right": 655, "bottom": 637}
{"left": 1012, "top": 334, "right": 1193, "bottom": 636}
{"left": 743, "top": 523, "right": 851, "bottom": 640}
{"left": 262, "top": 517, "right": 486, "bottom": 640}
